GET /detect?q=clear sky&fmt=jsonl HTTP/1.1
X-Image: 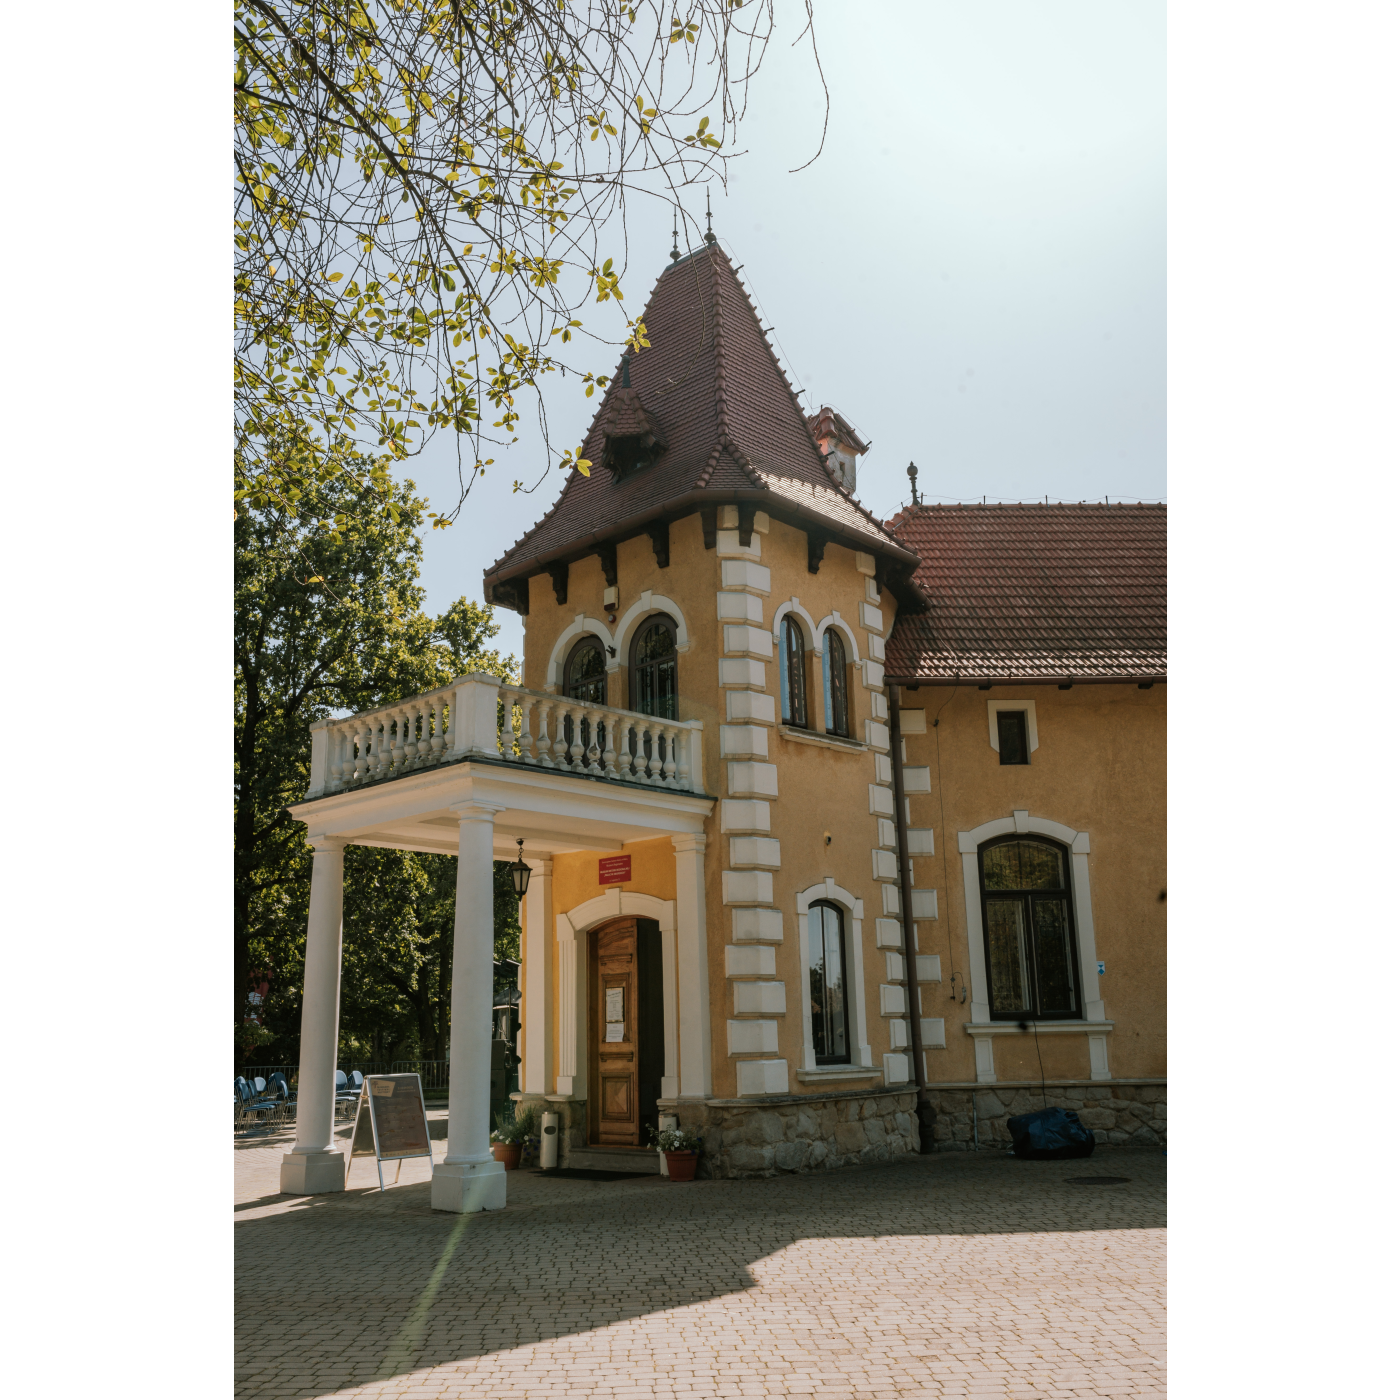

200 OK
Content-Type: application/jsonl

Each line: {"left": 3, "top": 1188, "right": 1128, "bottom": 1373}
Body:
{"left": 403, "top": 0, "right": 1166, "bottom": 662}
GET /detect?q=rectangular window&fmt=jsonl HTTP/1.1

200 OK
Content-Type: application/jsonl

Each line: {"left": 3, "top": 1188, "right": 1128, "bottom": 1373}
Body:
{"left": 807, "top": 902, "right": 850, "bottom": 1064}
{"left": 996, "top": 708, "right": 1029, "bottom": 765}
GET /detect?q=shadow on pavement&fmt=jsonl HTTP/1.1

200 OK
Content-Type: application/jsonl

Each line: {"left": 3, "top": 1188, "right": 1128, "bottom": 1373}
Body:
{"left": 234, "top": 1146, "right": 1165, "bottom": 1399}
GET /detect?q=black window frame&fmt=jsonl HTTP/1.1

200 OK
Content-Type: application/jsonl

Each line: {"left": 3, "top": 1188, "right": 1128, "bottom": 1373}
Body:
{"left": 780, "top": 615, "right": 808, "bottom": 728}
{"left": 563, "top": 634, "right": 608, "bottom": 705}
{"left": 822, "top": 628, "right": 849, "bottom": 738}
{"left": 978, "top": 834, "right": 1082, "bottom": 1021}
{"left": 627, "top": 613, "right": 678, "bottom": 720}
{"left": 996, "top": 708, "right": 1030, "bottom": 765}
{"left": 807, "top": 899, "right": 852, "bottom": 1064}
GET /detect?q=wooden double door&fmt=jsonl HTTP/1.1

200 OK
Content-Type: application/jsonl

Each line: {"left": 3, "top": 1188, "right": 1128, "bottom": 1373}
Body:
{"left": 588, "top": 918, "right": 664, "bottom": 1147}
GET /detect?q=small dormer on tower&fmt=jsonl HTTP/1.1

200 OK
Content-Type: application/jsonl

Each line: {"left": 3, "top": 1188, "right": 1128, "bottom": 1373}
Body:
{"left": 807, "top": 405, "right": 869, "bottom": 494}
{"left": 598, "top": 352, "right": 666, "bottom": 481}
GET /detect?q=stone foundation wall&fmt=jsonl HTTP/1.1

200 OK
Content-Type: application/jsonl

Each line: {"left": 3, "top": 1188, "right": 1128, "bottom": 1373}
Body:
{"left": 928, "top": 1082, "right": 1167, "bottom": 1150}
{"left": 671, "top": 1088, "right": 921, "bottom": 1179}
{"left": 514, "top": 1080, "right": 1165, "bottom": 1177}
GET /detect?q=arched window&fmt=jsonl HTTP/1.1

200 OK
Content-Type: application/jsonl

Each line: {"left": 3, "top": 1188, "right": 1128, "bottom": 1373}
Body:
{"left": 779, "top": 616, "right": 807, "bottom": 728}
{"left": 807, "top": 900, "right": 850, "bottom": 1063}
{"left": 978, "top": 836, "right": 1081, "bottom": 1020}
{"left": 563, "top": 635, "right": 607, "bottom": 705}
{"left": 822, "top": 629, "right": 849, "bottom": 737}
{"left": 629, "top": 614, "right": 678, "bottom": 719}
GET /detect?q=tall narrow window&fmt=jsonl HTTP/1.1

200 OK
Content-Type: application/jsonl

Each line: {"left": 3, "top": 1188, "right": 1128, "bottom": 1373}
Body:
{"left": 780, "top": 616, "right": 807, "bottom": 728}
{"left": 564, "top": 636, "right": 607, "bottom": 705}
{"left": 979, "top": 836, "right": 1080, "bottom": 1020}
{"left": 807, "top": 900, "right": 850, "bottom": 1063}
{"left": 996, "top": 709, "right": 1030, "bottom": 765}
{"left": 563, "top": 635, "right": 608, "bottom": 756}
{"left": 629, "top": 615, "right": 677, "bottom": 719}
{"left": 822, "top": 629, "right": 849, "bottom": 737}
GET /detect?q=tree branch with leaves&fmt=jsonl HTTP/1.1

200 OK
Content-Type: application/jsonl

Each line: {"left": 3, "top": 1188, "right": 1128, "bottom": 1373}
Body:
{"left": 235, "top": 0, "right": 820, "bottom": 532}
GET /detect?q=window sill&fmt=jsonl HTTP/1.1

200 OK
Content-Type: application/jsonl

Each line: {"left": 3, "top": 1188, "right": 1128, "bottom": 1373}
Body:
{"left": 964, "top": 1020, "right": 1115, "bottom": 1036}
{"left": 795, "top": 1066, "right": 883, "bottom": 1083}
{"left": 778, "top": 726, "right": 866, "bottom": 754}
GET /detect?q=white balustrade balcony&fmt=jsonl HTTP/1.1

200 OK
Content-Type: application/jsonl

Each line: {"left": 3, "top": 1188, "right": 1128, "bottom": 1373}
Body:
{"left": 306, "top": 672, "right": 706, "bottom": 800}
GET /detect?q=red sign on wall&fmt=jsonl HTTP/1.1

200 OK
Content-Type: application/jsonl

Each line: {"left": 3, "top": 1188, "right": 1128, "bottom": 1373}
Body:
{"left": 598, "top": 855, "right": 632, "bottom": 886}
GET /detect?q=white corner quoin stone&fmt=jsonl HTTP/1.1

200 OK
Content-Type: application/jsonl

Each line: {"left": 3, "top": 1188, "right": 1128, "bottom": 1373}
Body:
{"left": 721, "top": 559, "right": 772, "bottom": 594}
{"left": 725, "top": 943, "right": 777, "bottom": 977}
{"left": 736, "top": 1058, "right": 790, "bottom": 1096}
{"left": 720, "top": 799, "right": 772, "bottom": 833}
{"left": 729, "top": 761, "right": 780, "bottom": 798}
{"left": 731, "top": 907, "right": 784, "bottom": 943}
{"left": 733, "top": 980, "right": 787, "bottom": 1014}
{"left": 727, "top": 1019, "right": 780, "bottom": 1055}
{"left": 725, "top": 690, "right": 777, "bottom": 725}
{"left": 722, "top": 869, "right": 774, "bottom": 905}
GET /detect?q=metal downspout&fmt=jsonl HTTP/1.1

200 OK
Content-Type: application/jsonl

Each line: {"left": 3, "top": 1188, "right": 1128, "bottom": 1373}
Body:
{"left": 888, "top": 685, "right": 936, "bottom": 1153}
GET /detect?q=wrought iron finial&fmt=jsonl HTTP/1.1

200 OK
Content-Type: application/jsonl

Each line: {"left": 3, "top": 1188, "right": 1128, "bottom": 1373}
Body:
{"left": 704, "top": 189, "right": 716, "bottom": 245}
{"left": 619, "top": 351, "right": 631, "bottom": 388}
{"left": 907, "top": 461, "right": 920, "bottom": 506}
{"left": 670, "top": 207, "right": 680, "bottom": 262}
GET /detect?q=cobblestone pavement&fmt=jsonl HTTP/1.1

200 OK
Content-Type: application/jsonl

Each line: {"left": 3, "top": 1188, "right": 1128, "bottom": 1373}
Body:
{"left": 235, "top": 1111, "right": 1165, "bottom": 1399}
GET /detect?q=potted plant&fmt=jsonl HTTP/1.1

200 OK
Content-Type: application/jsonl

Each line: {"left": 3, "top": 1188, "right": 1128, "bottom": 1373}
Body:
{"left": 491, "top": 1106, "right": 536, "bottom": 1170}
{"left": 650, "top": 1123, "right": 703, "bottom": 1182}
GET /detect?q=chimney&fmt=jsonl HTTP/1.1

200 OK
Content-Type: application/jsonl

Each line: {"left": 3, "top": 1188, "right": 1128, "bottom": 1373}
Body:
{"left": 806, "top": 405, "right": 870, "bottom": 495}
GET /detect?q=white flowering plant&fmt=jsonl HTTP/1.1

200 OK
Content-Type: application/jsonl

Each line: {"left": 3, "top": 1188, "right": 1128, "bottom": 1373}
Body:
{"left": 649, "top": 1124, "right": 702, "bottom": 1153}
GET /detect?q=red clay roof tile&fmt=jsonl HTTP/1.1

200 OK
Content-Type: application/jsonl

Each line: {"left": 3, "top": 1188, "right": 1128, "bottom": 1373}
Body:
{"left": 483, "top": 244, "right": 906, "bottom": 590}
{"left": 883, "top": 503, "right": 1166, "bottom": 683}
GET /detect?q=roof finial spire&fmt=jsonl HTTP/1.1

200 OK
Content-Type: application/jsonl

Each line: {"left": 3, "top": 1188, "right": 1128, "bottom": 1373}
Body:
{"left": 704, "top": 188, "right": 716, "bottom": 245}
{"left": 670, "top": 206, "right": 680, "bottom": 262}
{"left": 907, "top": 461, "right": 921, "bottom": 506}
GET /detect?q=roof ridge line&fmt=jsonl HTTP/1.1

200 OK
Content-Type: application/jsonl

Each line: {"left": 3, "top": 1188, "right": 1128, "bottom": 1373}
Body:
{"left": 710, "top": 248, "right": 766, "bottom": 490}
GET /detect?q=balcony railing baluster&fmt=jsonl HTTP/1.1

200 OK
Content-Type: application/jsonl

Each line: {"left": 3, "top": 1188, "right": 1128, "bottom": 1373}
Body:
{"left": 313, "top": 678, "right": 703, "bottom": 796}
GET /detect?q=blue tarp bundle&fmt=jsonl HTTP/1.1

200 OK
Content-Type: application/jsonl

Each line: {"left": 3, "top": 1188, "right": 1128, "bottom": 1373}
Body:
{"left": 1007, "top": 1107, "right": 1096, "bottom": 1160}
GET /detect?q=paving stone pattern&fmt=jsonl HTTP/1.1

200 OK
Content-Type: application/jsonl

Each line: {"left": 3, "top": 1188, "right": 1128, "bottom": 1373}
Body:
{"left": 236, "top": 1111, "right": 1165, "bottom": 1399}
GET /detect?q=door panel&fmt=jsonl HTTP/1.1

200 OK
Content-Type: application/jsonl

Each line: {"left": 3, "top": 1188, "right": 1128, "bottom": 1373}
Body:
{"left": 591, "top": 920, "right": 640, "bottom": 1145}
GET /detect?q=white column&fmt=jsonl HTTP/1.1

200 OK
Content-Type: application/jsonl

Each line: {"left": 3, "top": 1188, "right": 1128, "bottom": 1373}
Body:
{"left": 431, "top": 802, "right": 508, "bottom": 1213}
{"left": 672, "top": 833, "right": 713, "bottom": 1098}
{"left": 660, "top": 913, "right": 679, "bottom": 1099}
{"left": 554, "top": 916, "right": 585, "bottom": 1097}
{"left": 280, "top": 836, "right": 347, "bottom": 1194}
{"left": 521, "top": 858, "right": 554, "bottom": 1095}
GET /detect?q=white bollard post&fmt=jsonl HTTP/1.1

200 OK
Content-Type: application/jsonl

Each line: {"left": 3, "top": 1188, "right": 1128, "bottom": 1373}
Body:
{"left": 280, "top": 836, "right": 347, "bottom": 1194}
{"left": 431, "top": 801, "right": 508, "bottom": 1213}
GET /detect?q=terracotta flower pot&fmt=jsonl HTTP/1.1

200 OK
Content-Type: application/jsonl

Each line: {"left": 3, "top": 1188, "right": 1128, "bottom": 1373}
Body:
{"left": 492, "top": 1141, "right": 522, "bottom": 1170}
{"left": 664, "top": 1150, "right": 698, "bottom": 1182}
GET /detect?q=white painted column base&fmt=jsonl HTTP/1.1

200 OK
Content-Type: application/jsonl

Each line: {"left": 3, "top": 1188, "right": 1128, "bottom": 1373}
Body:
{"left": 280, "top": 1149, "right": 345, "bottom": 1195}
{"left": 431, "top": 1159, "right": 507, "bottom": 1213}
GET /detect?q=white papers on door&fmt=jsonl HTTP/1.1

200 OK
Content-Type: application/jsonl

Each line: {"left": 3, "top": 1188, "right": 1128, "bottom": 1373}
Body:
{"left": 605, "top": 1022, "right": 624, "bottom": 1042}
{"left": 605, "top": 987, "right": 624, "bottom": 1023}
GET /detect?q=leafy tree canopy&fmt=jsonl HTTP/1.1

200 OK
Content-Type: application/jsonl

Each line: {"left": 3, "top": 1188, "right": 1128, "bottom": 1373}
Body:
{"left": 235, "top": 456, "right": 517, "bottom": 1060}
{"left": 234, "top": 0, "right": 821, "bottom": 529}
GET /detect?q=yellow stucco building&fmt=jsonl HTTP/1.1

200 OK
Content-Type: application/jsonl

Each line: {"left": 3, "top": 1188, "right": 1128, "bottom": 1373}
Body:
{"left": 479, "top": 240, "right": 1166, "bottom": 1174}
{"left": 281, "top": 235, "right": 1164, "bottom": 1202}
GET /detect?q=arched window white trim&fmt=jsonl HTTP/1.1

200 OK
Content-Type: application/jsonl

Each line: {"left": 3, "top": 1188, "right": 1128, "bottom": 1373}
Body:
{"left": 545, "top": 613, "right": 616, "bottom": 689}
{"left": 956, "top": 810, "right": 1105, "bottom": 1047}
{"left": 554, "top": 889, "right": 679, "bottom": 1099}
{"left": 814, "top": 610, "right": 862, "bottom": 662}
{"left": 794, "top": 880, "right": 872, "bottom": 1072}
{"left": 771, "top": 597, "right": 817, "bottom": 648}
{"left": 614, "top": 590, "right": 691, "bottom": 662}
